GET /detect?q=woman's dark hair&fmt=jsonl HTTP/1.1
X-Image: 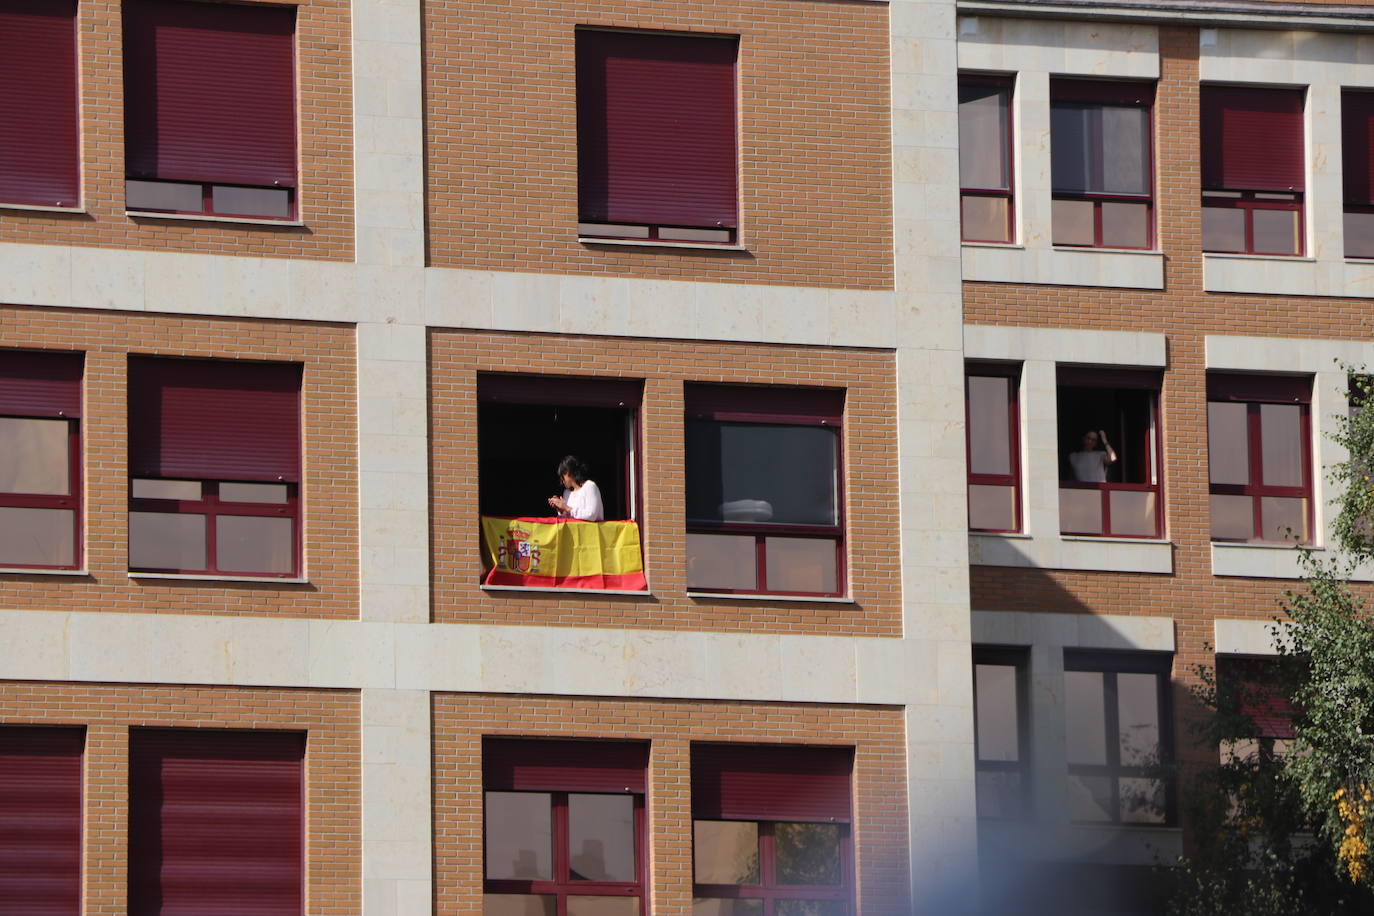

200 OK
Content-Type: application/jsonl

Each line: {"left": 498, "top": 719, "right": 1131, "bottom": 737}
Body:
{"left": 557, "top": 455, "right": 590, "bottom": 485}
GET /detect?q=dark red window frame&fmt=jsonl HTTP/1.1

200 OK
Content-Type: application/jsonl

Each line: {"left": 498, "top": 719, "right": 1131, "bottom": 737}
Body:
{"left": 1342, "top": 90, "right": 1374, "bottom": 258}
{"left": 1201, "top": 85, "right": 1306, "bottom": 256}
{"left": 0, "top": 726, "right": 84, "bottom": 916}
{"left": 958, "top": 73, "right": 1015, "bottom": 244}
{"left": 1050, "top": 79, "right": 1155, "bottom": 250}
{"left": 1057, "top": 367, "right": 1164, "bottom": 539}
{"left": 973, "top": 647, "right": 1030, "bottom": 820}
{"left": 482, "top": 738, "right": 648, "bottom": 913}
{"left": 0, "top": 0, "right": 80, "bottom": 208}
{"left": 684, "top": 385, "right": 846, "bottom": 598}
{"left": 1207, "top": 373, "right": 1313, "bottom": 545}
{"left": 691, "top": 743, "right": 855, "bottom": 914}
{"left": 0, "top": 349, "right": 83, "bottom": 571}
{"left": 966, "top": 362, "right": 1022, "bottom": 534}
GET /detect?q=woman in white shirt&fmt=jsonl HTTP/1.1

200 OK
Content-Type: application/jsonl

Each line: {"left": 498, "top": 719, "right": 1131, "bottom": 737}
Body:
{"left": 1068, "top": 429, "right": 1117, "bottom": 483}
{"left": 547, "top": 455, "right": 604, "bottom": 521}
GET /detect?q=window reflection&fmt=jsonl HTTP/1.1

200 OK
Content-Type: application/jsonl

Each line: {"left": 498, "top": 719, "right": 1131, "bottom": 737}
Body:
{"left": 485, "top": 792, "right": 553, "bottom": 881}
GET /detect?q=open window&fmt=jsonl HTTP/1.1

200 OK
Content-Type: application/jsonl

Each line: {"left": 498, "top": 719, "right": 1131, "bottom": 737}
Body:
{"left": 1343, "top": 90, "right": 1374, "bottom": 258}
{"left": 1057, "top": 367, "right": 1163, "bottom": 539}
{"left": 966, "top": 363, "right": 1021, "bottom": 533}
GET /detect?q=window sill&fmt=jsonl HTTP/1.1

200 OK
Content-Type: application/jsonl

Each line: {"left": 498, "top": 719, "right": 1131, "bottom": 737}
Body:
{"left": 0, "top": 567, "right": 89, "bottom": 576}
{"left": 686, "top": 591, "right": 855, "bottom": 604}
{"left": 578, "top": 236, "right": 747, "bottom": 252}
{"left": 129, "top": 572, "right": 309, "bottom": 584}
{"left": 0, "top": 202, "right": 86, "bottom": 214}
{"left": 962, "top": 241, "right": 1024, "bottom": 250}
{"left": 125, "top": 210, "right": 304, "bottom": 227}
{"left": 1204, "top": 252, "right": 1315, "bottom": 263}
{"left": 1211, "top": 539, "right": 1313, "bottom": 550}
{"left": 1061, "top": 535, "right": 1171, "bottom": 545}
{"left": 1051, "top": 245, "right": 1161, "bottom": 256}
{"left": 970, "top": 531, "right": 1031, "bottom": 539}
{"left": 481, "top": 584, "right": 651, "bottom": 597}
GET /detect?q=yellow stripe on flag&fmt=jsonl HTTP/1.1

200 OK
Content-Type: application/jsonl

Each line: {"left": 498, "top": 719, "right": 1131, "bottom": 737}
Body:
{"left": 481, "top": 516, "right": 647, "bottom": 590}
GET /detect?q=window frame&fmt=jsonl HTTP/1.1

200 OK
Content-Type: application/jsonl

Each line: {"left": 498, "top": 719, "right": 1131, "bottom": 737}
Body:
{"left": 1049, "top": 79, "right": 1156, "bottom": 251}
{"left": 965, "top": 362, "right": 1022, "bottom": 534}
{"left": 691, "top": 820, "right": 855, "bottom": 913}
{"left": 128, "top": 479, "right": 300, "bottom": 577}
{"left": 973, "top": 647, "right": 1030, "bottom": 820}
{"left": 1342, "top": 89, "right": 1374, "bottom": 258}
{"left": 684, "top": 385, "right": 846, "bottom": 598}
{"left": 958, "top": 72, "right": 1016, "bottom": 244}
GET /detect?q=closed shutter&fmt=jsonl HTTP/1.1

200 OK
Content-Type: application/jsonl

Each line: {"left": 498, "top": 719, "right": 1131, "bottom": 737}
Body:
{"left": 1201, "top": 86, "right": 1305, "bottom": 192}
{"left": 577, "top": 29, "right": 738, "bottom": 228}
{"left": 0, "top": 0, "right": 79, "bottom": 207}
{"left": 691, "top": 744, "right": 853, "bottom": 823}
{"left": 123, "top": 0, "right": 297, "bottom": 187}
{"left": 1056, "top": 367, "right": 1162, "bottom": 390}
{"left": 0, "top": 727, "right": 83, "bottom": 916}
{"left": 483, "top": 738, "right": 648, "bottom": 793}
{"left": 1343, "top": 91, "right": 1374, "bottom": 205}
{"left": 1220, "top": 658, "right": 1296, "bottom": 740}
{"left": 129, "top": 729, "right": 303, "bottom": 916}
{"left": 684, "top": 384, "right": 844, "bottom": 424}
{"left": 478, "top": 374, "right": 643, "bottom": 408}
{"left": 1207, "top": 373, "right": 1311, "bottom": 404}
{"left": 128, "top": 357, "right": 301, "bottom": 482}
{"left": 0, "top": 351, "right": 82, "bottom": 418}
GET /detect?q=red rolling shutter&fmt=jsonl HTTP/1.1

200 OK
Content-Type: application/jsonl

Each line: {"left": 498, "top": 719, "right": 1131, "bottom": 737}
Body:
{"left": 577, "top": 29, "right": 738, "bottom": 228}
{"left": 684, "top": 384, "right": 844, "bottom": 424}
{"left": 478, "top": 374, "right": 644, "bottom": 408}
{"left": 0, "top": 0, "right": 80, "bottom": 207}
{"left": 1343, "top": 91, "right": 1374, "bottom": 205}
{"left": 1207, "top": 373, "right": 1311, "bottom": 404}
{"left": 0, "top": 727, "right": 83, "bottom": 916}
{"left": 123, "top": 0, "right": 297, "bottom": 187}
{"left": 483, "top": 739, "right": 648, "bottom": 793}
{"left": 129, "top": 729, "right": 304, "bottom": 916}
{"left": 0, "top": 351, "right": 82, "bottom": 418}
{"left": 1056, "top": 367, "right": 1162, "bottom": 390}
{"left": 691, "top": 744, "right": 853, "bottom": 823}
{"left": 1201, "top": 86, "right": 1305, "bottom": 192}
{"left": 128, "top": 357, "right": 301, "bottom": 482}
{"left": 1220, "top": 658, "right": 1296, "bottom": 740}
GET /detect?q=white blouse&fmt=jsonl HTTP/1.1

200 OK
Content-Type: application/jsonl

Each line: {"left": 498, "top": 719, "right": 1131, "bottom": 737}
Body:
{"left": 563, "top": 480, "right": 605, "bottom": 521}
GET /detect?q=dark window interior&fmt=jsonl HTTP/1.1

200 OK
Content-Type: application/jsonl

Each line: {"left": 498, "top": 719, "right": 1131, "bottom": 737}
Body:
{"left": 478, "top": 402, "right": 632, "bottom": 520}
{"left": 1057, "top": 386, "right": 1154, "bottom": 484}
{"left": 685, "top": 420, "right": 837, "bottom": 526}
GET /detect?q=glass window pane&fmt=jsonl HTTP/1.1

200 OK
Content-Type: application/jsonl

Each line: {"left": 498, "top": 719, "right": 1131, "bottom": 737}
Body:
{"left": 968, "top": 484, "right": 1016, "bottom": 531}
{"left": 1117, "top": 673, "right": 1161, "bottom": 766}
{"left": 959, "top": 84, "right": 1009, "bottom": 190}
{"left": 776, "top": 902, "right": 846, "bottom": 916}
{"left": 1120, "top": 777, "right": 1167, "bottom": 824}
{"left": 212, "top": 185, "right": 292, "bottom": 219}
{"left": 127, "top": 179, "right": 203, "bottom": 212}
{"left": 1108, "top": 489, "right": 1158, "bottom": 538}
{"left": 569, "top": 794, "right": 636, "bottom": 883}
{"left": 1064, "top": 670, "right": 1107, "bottom": 765}
{"left": 693, "top": 901, "right": 764, "bottom": 916}
{"left": 1345, "top": 210, "right": 1374, "bottom": 258}
{"left": 694, "top": 820, "right": 759, "bottom": 885}
{"left": 1101, "top": 201, "right": 1150, "bottom": 249}
{"left": 1050, "top": 103, "right": 1091, "bottom": 193}
{"left": 976, "top": 770, "right": 1023, "bottom": 819}
{"left": 1261, "top": 497, "right": 1308, "bottom": 543}
{"left": 975, "top": 664, "right": 1019, "bottom": 762}
{"left": 131, "top": 479, "right": 202, "bottom": 501}
{"left": 687, "top": 534, "right": 758, "bottom": 592}
{"left": 967, "top": 375, "right": 1012, "bottom": 475}
{"left": 568, "top": 898, "right": 640, "bottom": 916}
{"left": 1260, "top": 403, "right": 1305, "bottom": 487}
{"left": 1202, "top": 205, "right": 1245, "bottom": 252}
{"left": 1052, "top": 198, "right": 1096, "bottom": 246}
{"left": 1207, "top": 402, "right": 1250, "bottom": 485}
{"left": 1066, "top": 774, "right": 1114, "bottom": 822}
{"left": 0, "top": 507, "right": 74, "bottom": 567}
{"left": 1211, "top": 494, "right": 1256, "bottom": 541}
{"left": 216, "top": 515, "right": 294, "bottom": 574}
{"left": 1060, "top": 487, "right": 1103, "bottom": 535}
{"left": 685, "top": 422, "right": 838, "bottom": 526}
{"left": 776, "top": 823, "right": 841, "bottom": 886}
{"left": 962, "top": 195, "right": 1010, "bottom": 242}
{"left": 485, "top": 792, "right": 552, "bottom": 881}
{"left": 219, "top": 482, "right": 290, "bottom": 504}
{"left": 129, "top": 512, "right": 206, "bottom": 571}
{"left": 0, "top": 417, "right": 69, "bottom": 495}
{"left": 1253, "top": 207, "right": 1301, "bottom": 255}
{"left": 764, "top": 538, "right": 837, "bottom": 594}
{"left": 484, "top": 895, "right": 556, "bottom": 916}
{"left": 1101, "top": 105, "right": 1150, "bottom": 195}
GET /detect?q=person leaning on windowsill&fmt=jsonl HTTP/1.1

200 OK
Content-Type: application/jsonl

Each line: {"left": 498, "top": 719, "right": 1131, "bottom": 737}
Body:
{"left": 547, "top": 454, "right": 604, "bottom": 521}
{"left": 1069, "top": 428, "right": 1118, "bottom": 483}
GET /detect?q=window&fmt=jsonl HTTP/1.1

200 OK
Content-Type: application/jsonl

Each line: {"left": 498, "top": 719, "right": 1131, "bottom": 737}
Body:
{"left": 576, "top": 29, "right": 739, "bottom": 245}
{"left": 0, "top": 727, "right": 83, "bottom": 915}
{"left": 691, "top": 743, "right": 854, "bottom": 915}
{"left": 684, "top": 385, "right": 844, "bottom": 597}
{"left": 1201, "top": 86, "right": 1306, "bottom": 256}
{"left": 1207, "top": 374, "right": 1312, "bottom": 544}
{"left": 974, "top": 648, "right": 1029, "bottom": 819}
{"left": 483, "top": 738, "right": 647, "bottom": 916}
{"left": 127, "top": 357, "right": 302, "bottom": 577}
{"left": 1217, "top": 656, "right": 1295, "bottom": 763}
{"left": 1057, "top": 368, "right": 1163, "bottom": 538}
{"left": 1342, "top": 90, "right": 1374, "bottom": 258}
{"left": 0, "top": 350, "right": 82, "bottom": 570}
{"left": 129, "top": 729, "right": 303, "bottom": 915}
{"left": 966, "top": 364, "right": 1020, "bottom": 533}
{"left": 1063, "top": 652, "right": 1172, "bottom": 825}
{"left": 1050, "top": 80, "right": 1154, "bottom": 249}
{"left": 122, "top": 0, "right": 297, "bottom": 220}
{"left": 958, "top": 75, "right": 1014, "bottom": 243}
{"left": 0, "top": 0, "right": 79, "bottom": 208}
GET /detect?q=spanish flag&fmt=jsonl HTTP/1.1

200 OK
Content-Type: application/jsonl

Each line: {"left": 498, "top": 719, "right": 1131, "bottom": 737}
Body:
{"left": 481, "top": 516, "right": 648, "bottom": 591}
